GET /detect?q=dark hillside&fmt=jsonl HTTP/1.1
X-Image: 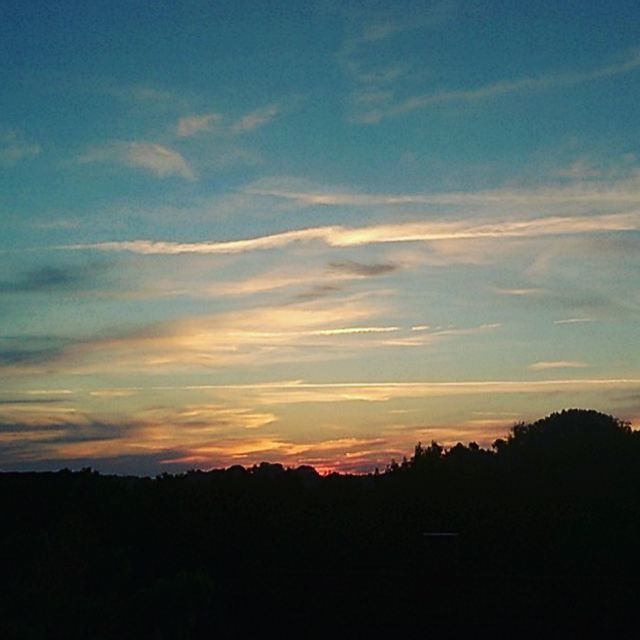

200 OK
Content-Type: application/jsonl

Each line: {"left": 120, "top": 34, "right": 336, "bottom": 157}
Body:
{"left": 1, "top": 409, "right": 639, "bottom": 637}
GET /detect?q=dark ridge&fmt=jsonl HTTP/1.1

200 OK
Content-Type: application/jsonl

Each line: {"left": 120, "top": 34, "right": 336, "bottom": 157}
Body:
{"left": 1, "top": 409, "right": 639, "bottom": 637}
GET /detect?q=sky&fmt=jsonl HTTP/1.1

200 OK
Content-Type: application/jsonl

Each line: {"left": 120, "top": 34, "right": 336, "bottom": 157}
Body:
{"left": 1, "top": 0, "right": 640, "bottom": 474}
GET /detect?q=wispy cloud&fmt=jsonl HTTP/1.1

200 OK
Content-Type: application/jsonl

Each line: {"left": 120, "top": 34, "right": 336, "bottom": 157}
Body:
{"left": 357, "top": 47, "right": 640, "bottom": 123}
{"left": 177, "top": 112, "right": 222, "bottom": 137}
{"left": 80, "top": 142, "right": 194, "bottom": 180}
{"left": 231, "top": 104, "right": 280, "bottom": 133}
{"left": 292, "top": 284, "right": 343, "bottom": 303}
{"left": 247, "top": 176, "right": 640, "bottom": 211}
{"left": 174, "top": 100, "right": 287, "bottom": 141}
{"left": 0, "top": 403, "right": 277, "bottom": 465}
{"left": 0, "top": 297, "right": 389, "bottom": 374}
{"left": 303, "top": 326, "right": 398, "bottom": 336}
{"left": 329, "top": 260, "right": 398, "bottom": 277}
{"left": 0, "top": 130, "right": 41, "bottom": 167}
{"left": 0, "top": 407, "right": 391, "bottom": 473}
{"left": 0, "top": 398, "right": 63, "bottom": 406}
{"left": 212, "top": 377, "right": 640, "bottom": 405}
{"left": 3, "top": 375, "right": 637, "bottom": 472}
{"left": 380, "top": 323, "right": 500, "bottom": 348}
{"left": 105, "top": 83, "right": 178, "bottom": 105}
{"left": 0, "top": 339, "right": 69, "bottom": 366}
{"left": 190, "top": 266, "right": 355, "bottom": 298}
{"left": 554, "top": 317, "right": 594, "bottom": 325}
{"left": 496, "top": 288, "right": 544, "bottom": 297}
{"left": 0, "top": 297, "right": 502, "bottom": 376}
{"left": 8, "top": 378, "right": 640, "bottom": 402}
{"left": 336, "top": 10, "right": 450, "bottom": 124}
{"left": 64, "top": 212, "right": 640, "bottom": 255}
{"left": 338, "top": 23, "right": 410, "bottom": 90}
{"left": 124, "top": 142, "right": 194, "bottom": 179}
{"left": 528, "top": 360, "right": 590, "bottom": 371}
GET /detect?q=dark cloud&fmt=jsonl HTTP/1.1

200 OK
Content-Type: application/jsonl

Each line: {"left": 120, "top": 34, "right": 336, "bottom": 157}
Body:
{"left": 0, "top": 318, "right": 160, "bottom": 369}
{"left": 0, "top": 335, "right": 73, "bottom": 367}
{"left": 497, "top": 285, "right": 635, "bottom": 318}
{"left": 0, "top": 417, "right": 191, "bottom": 476}
{"left": 0, "top": 262, "right": 109, "bottom": 294}
{"left": 0, "top": 419, "right": 129, "bottom": 443}
{"left": 292, "top": 284, "right": 343, "bottom": 302}
{"left": 0, "top": 347, "right": 67, "bottom": 365}
{"left": 329, "top": 260, "right": 398, "bottom": 277}
{"left": 0, "top": 419, "right": 142, "bottom": 471}
{"left": 0, "top": 398, "right": 63, "bottom": 405}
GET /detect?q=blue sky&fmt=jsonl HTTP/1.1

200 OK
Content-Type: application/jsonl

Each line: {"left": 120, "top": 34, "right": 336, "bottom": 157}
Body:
{"left": 1, "top": 0, "right": 639, "bottom": 473}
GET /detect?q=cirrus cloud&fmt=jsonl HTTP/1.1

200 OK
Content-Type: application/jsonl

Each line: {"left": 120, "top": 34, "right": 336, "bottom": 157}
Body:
{"left": 79, "top": 141, "right": 195, "bottom": 180}
{"left": 528, "top": 360, "right": 590, "bottom": 371}
{"left": 0, "top": 129, "right": 41, "bottom": 167}
{"left": 64, "top": 211, "right": 640, "bottom": 255}
{"left": 177, "top": 112, "right": 222, "bottom": 137}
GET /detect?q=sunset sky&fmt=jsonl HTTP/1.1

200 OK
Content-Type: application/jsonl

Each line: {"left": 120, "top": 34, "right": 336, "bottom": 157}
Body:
{"left": 2, "top": 0, "right": 639, "bottom": 474}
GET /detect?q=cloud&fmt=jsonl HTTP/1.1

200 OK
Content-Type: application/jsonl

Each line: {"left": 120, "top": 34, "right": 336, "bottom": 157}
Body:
{"left": 329, "top": 260, "right": 398, "bottom": 277}
{"left": 0, "top": 389, "right": 522, "bottom": 473}
{"left": 0, "top": 296, "right": 389, "bottom": 374}
{"left": 211, "top": 377, "right": 640, "bottom": 405}
{"left": 89, "top": 390, "right": 136, "bottom": 398}
{"left": 1, "top": 389, "right": 74, "bottom": 397}
{"left": 350, "top": 22, "right": 405, "bottom": 46}
{"left": 80, "top": 142, "right": 194, "bottom": 180}
{"left": 231, "top": 104, "right": 280, "bottom": 133}
{"left": 0, "top": 346, "right": 67, "bottom": 366}
{"left": 528, "top": 361, "right": 590, "bottom": 371}
{"left": 64, "top": 211, "right": 640, "bottom": 255}
{"left": 336, "top": 14, "right": 438, "bottom": 125}
{"left": 177, "top": 112, "right": 222, "bottom": 137}
{"left": 195, "top": 269, "right": 348, "bottom": 298}
{"left": 0, "top": 130, "right": 40, "bottom": 166}
{"left": 105, "top": 83, "right": 177, "bottom": 105}
{"left": 147, "top": 259, "right": 391, "bottom": 301}
{"left": 0, "top": 296, "right": 498, "bottom": 379}
{"left": 292, "top": 284, "right": 343, "bottom": 302}
{"left": 300, "top": 326, "right": 398, "bottom": 336}
{"left": 7, "top": 378, "right": 640, "bottom": 406}
{"left": 0, "top": 417, "right": 129, "bottom": 455}
{"left": 0, "top": 403, "right": 277, "bottom": 466}
{"left": 135, "top": 404, "right": 276, "bottom": 431}
{"left": 554, "top": 317, "right": 594, "bottom": 325}
{"left": 246, "top": 177, "right": 640, "bottom": 211}
{"left": 175, "top": 100, "right": 292, "bottom": 143}
{"left": 379, "top": 323, "right": 500, "bottom": 348}
{"left": 496, "top": 288, "right": 544, "bottom": 297}
{"left": 357, "top": 46, "right": 640, "bottom": 123}
{"left": 124, "top": 142, "right": 194, "bottom": 179}
{"left": 83, "top": 317, "right": 489, "bottom": 374}
{"left": 0, "top": 403, "right": 389, "bottom": 473}
{"left": 0, "top": 263, "right": 107, "bottom": 294}
{"left": 0, "top": 398, "right": 63, "bottom": 405}
{"left": 3, "top": 374, "right": 638, "bottom": 472}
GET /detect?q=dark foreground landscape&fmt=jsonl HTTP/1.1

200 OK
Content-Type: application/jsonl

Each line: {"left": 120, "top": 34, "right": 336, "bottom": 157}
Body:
{"left": 3, "top": 409, "right": 640, "bottom": 637}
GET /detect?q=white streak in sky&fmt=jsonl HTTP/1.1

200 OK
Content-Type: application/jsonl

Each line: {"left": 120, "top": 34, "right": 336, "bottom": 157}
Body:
{"left": 63, "top": 212, "right": 640, "bottom": 255}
